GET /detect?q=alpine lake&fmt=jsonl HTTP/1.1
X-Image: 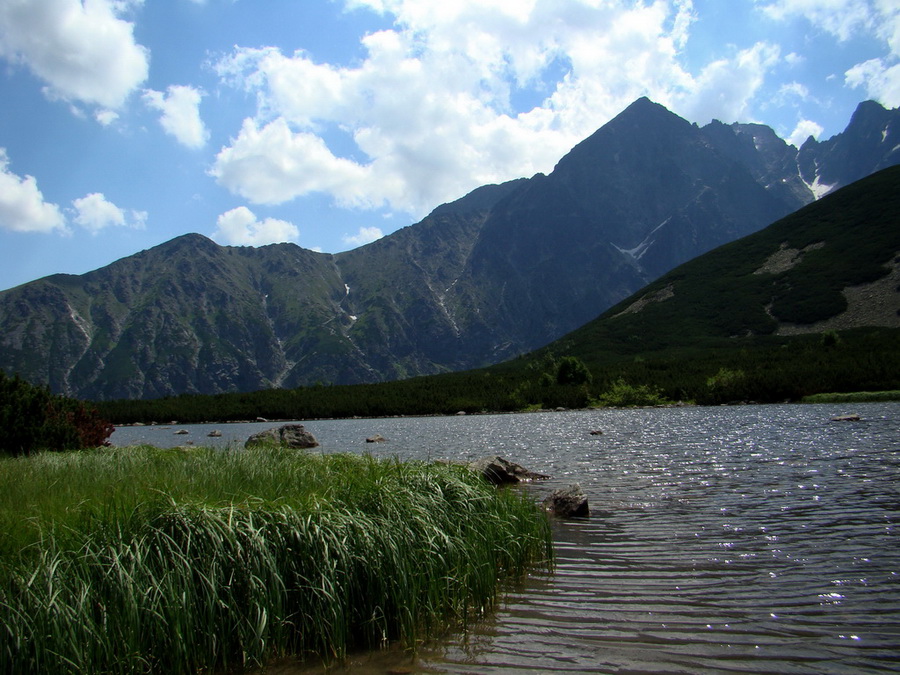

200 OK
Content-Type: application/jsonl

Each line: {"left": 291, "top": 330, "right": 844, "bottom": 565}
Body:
{"left": 112, "top": 402, "right": 900, "bottom": 674}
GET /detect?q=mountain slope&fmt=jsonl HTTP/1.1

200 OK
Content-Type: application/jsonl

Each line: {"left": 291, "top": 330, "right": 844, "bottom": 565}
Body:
{"left": 547, "top": 165, "right": 900, "bottom": 362}
{"left": 1, "top": 99, "right": 899, "bottom": 400}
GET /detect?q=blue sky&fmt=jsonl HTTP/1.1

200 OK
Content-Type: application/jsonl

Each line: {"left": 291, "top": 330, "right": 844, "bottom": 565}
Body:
{"left": 1, "top": 0, "right": 898, "bottom": 291}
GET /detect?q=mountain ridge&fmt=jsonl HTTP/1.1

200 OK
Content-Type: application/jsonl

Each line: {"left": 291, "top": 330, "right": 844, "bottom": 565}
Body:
{"left": 2, "top": 98, "right": 899, "bottom": 400}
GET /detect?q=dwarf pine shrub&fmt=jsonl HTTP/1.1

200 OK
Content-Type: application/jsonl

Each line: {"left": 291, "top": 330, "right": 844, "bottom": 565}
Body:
{"left": 0, "top": 371, "right": 113, "bottom": 456}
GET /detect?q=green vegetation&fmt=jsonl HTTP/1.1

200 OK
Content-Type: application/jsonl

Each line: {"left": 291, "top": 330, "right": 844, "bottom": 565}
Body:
{"left": 0, "top": 370, "right": 113, "bottom": 456}
{"left": 594, "top": 378, "right": 672, "bottom": 408}
{"left": 94, "top": 326, "right": 900, "bottom": 423}
{"left": 801, "top": 390, "right": 900, "bottom": 403}
{"left": 0, "top": 446, "right": 551, "bottom": 674}
{"left": 94, "top": 168, "right": 900, "bottom": 424}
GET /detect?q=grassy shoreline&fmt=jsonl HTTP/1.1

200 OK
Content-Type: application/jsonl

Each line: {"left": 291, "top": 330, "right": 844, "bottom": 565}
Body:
{"left": 800, "top": 390, "right": 900, "bottom": 403}
{"left": 0, "top": 446, "right": 552, "bottom": 674}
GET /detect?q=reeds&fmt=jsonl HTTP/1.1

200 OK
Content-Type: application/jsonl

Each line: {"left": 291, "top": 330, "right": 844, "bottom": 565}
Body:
{"left": 0, "top": 446, "right": 551, "bottom": 674}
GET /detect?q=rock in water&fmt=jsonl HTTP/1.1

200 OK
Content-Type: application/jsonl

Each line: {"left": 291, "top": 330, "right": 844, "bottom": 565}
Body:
{"left": 543, "top": 484, "right": 590, "bottom": 518}
{"left": 468, "top": 456, "right": 549, "bottom": 485}
{"left": 245, "top": 424, "right": 319, "bottom": 449}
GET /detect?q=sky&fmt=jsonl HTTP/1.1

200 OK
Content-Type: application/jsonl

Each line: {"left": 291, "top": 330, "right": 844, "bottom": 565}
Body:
{"left": 0, "top": 0, "right": 898, "bottom": 291}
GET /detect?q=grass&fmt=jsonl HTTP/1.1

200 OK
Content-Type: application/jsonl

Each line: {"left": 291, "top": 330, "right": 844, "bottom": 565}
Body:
{"left": 0, "top": 446, "right": 552, "bottom": 674}
{"left": 801, "top": 390, "right": 900, "bottom": 403}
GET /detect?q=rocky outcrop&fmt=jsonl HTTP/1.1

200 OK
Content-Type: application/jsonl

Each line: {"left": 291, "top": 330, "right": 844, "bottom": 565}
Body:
{"left": 468, "top": 456, "right": 549, "bottom": 485}
{"left": 543, "top": 484, "right": 590, "bottom": 517}
{"left": 245, "top": 424, "right": 319, "bottom": 449}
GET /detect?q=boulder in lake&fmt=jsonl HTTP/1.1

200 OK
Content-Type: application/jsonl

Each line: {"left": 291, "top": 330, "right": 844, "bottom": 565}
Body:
{"left": 468, "top": 456, "right": 549, "bottom": 485}
{"left": 543, "top": 483, "right": 589, "bottom": 518}
{"left": 245, "top": 424, "right": 319, "bottom": 449}
{"left": 366, "top": 434, "right": 387, "bottom": 443}
{"left": 831, "top": 414, "right": 861, "bottom": 422}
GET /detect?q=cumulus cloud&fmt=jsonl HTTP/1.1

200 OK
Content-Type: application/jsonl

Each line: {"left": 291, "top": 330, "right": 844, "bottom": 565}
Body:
{"left": 342, "top": 226, "right": 384, "bottom": 247}
{"left": 210, "top": 0, "right": 789, "bottom": 219}
{"left": 212, "top": 206, "right": 299, "bottom": 246}
{"left": 846, "top": 58, "right": 900, "bottom": 106}
{"left": 787, "top": 118, "right": 825, "bottom": 146}
{"left": 0, "top": 0, "right": 149, "bottom": 109}
{"left": 71, "top": 192, "right": 147, "bottom": 232}
{"left": 211, "top": 118, "right": 372, "bottom": 206}
{"left": 0, "top": 149, "right": 67, "bottom": 233}
{"left": 680, "top": 42, "right": 781, "bottom": 124}
{"left": 143, "top": 85, "right": 210, "bottom": 148}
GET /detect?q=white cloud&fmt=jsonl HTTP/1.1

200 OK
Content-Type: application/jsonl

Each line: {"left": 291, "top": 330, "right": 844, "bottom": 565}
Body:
{"left": 758, "top": 0, "right": 900, "bottom": 106}
{"left": 212, "top": 206, "right": 299, "bottom": 246}
{"left": 143, "top": 85, "right": 210, "bottom": 148}
{"left": 342, "top": 226, "right": 384, "bottom": 247}
{"left": 0, "top": 0, "right": 149, "bottom": 109}
{"left": 211, "top": 0, "right": 789, "bottom": 219}
{"left": 0, "top": 149, "right": 67, "bottom": 233}
{"left": 680, "top": 42, "right": 781, "bottom": 124}
{"left": 757, "top": 0, "right": 877, "bottom": 42}
{"left": 95, "top": 109, "right": 120, "bottom": 126}
{"left": 211, "top": 117, "right": 372, "bottom": 207}
{"left": 846, "top": 57, "right": 900, "bottom": 106}
{"left": 71, "top": 192, "right": 147, "bottom": 232}
{"left": 787, "top": 118, "right": 825, "bottom": 146}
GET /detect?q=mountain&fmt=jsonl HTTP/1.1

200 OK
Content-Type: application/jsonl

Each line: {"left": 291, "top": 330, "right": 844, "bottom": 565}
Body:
{"left": 94, "top": 167, "right": 900, "bottom": 424}
{"left": 2, "top": 99, "right": 899, "bottom": 400}
{"left": 549, "top": 165, "right": 900, "bottom": 356}
{"left": 517, "top": 164, "right": 900, "bottom": 404}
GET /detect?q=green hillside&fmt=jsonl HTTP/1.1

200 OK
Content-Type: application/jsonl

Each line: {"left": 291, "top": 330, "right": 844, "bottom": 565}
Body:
{"left": 96, "top": 167, "right": 900, "bottom": 423}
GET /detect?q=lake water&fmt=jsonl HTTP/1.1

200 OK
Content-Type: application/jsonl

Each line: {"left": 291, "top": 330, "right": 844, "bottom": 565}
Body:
{"left": 112, "top": 403, "right": 900, "bottom": 674}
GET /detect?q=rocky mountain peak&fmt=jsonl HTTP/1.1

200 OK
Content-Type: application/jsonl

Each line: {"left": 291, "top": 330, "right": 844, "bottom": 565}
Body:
{"left": 1, "top": 98, "right": 898, "bottom": 400}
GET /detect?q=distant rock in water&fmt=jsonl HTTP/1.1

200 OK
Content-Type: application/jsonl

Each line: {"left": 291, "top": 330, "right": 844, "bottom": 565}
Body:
{"left": 469, "top": 456, "right": 549, "bottom": 485}
{"left": 831, "top": 414, "right": 861, "bottom": 422}
{"left": 245, "top": 424, "right": 319, "bottom": 449}
{"left": 366, "top": 434, "right": 387, "bottom": 443}
{"left": 543, "top": 484, "right": 590, "bottom": 518}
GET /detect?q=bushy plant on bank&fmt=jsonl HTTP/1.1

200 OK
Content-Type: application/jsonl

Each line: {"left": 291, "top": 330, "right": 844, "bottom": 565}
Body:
{"left": 0, "top": 370, "right": 113, "bottom": 456}
{"left": 0, "top": 446, "right": 552, "bottom": 674}
{"left": 594, "top": 378, "right": 673, "bottom": 407}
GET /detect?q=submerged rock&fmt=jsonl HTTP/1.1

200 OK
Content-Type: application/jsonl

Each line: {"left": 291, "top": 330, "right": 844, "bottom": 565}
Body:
{"left": 468, "top": 456, "right": 549, "bottom": 485}
{"left": 245, "top": 424, "right": 319, "bottom": 449}
{"left": 543, "top": 484, "right": 589, "bottom": 518}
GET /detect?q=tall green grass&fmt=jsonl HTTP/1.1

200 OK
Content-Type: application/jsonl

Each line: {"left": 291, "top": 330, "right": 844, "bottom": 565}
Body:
{"left": 801, "top": 390, "right": 900, "bottom": 403}
{"left": 0, "top": 446, "right": 552, "bottom": 674}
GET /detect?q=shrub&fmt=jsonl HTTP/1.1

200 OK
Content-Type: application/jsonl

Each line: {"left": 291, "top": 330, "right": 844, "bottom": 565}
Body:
{"left": 555, "top": 356, "right": 593, "bottom": 386}
{"left": 705, "top": 367, "right": 749, "bottom": 404}
{"left": 594, "top": 378, "right": 670, "bottom": 407}
{"left": 0, "top": 371, "right": 114, "bottom": 456}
